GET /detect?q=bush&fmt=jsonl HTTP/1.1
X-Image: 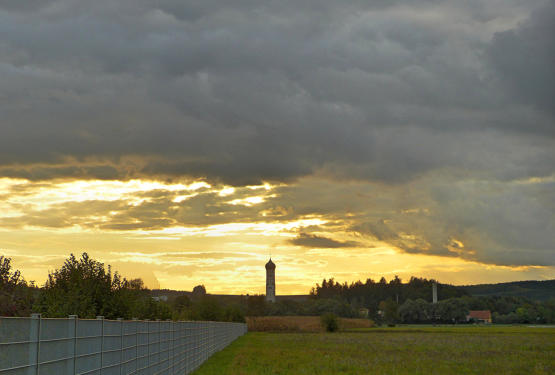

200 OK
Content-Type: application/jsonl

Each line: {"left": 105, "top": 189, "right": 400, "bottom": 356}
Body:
{"left": 321, "top": 313, "right": 339, "bottom": 332}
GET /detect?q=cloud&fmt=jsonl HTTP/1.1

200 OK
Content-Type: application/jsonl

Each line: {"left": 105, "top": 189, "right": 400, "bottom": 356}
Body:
{"left": 288, "top": 233, "right": 362, "bottom": 249}
{"left": 488, "top": 0, "right": 555, "bottom": 116}
{"left": 0, "top": 0, "right": 552, "bottom": 185}
{"left": 1, "top": 172, "right": 553, "bottom": 268}
{"left": 0, "top": 0, "right": 553, "bottom": 279}
{"left": 351, "top": 176, "right": 555, "bottom": 267}
{"left": 109, "top": 261, "right": 161, "bottom": 289}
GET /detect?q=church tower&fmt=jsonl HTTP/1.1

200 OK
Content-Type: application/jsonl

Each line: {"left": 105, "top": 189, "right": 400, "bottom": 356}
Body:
{"left": 265, "top": 258, "right": 276, "bottom": 303}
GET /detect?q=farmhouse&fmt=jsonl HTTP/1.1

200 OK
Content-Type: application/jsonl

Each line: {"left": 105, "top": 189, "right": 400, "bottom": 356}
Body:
{"left": 467, "top": 310, "right": 492, "bottom": 323}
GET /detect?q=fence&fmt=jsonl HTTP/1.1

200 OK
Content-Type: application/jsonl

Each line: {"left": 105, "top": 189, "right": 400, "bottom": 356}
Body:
{"left": 0, "top": 315, "right": 247, "bottom": 375}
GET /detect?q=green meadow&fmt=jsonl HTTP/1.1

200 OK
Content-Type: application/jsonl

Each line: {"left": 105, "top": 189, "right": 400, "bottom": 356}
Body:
{"left": 192, "top": 326, "right": 554, "bottom": 375}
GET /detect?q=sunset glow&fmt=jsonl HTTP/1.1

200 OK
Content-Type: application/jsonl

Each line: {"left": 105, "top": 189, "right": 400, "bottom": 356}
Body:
{"left": 1, "top": 0, "right": 553, "bottom": 295}
{"left": 1, "top": 174, "right": 553, "bottom": 294}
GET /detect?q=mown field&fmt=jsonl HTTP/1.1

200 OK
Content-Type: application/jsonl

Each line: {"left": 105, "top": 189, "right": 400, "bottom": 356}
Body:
{"left": 192, "top": 325, "right": 554, "bottom": 375}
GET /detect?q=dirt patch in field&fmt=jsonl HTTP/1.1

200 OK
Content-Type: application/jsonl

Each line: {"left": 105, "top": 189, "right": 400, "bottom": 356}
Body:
{"left": 246, "top": 316, "right": 374, "bottom": 332}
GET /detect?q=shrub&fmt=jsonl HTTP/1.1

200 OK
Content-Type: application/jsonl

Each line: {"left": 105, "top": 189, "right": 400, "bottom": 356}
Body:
{"left": 321, "top": 313, "right": 339, "bottom": 332}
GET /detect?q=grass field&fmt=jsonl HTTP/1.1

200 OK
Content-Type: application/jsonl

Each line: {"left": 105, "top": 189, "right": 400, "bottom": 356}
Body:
{"left": 192, "top": 325, "right": 554, "bottom": 375}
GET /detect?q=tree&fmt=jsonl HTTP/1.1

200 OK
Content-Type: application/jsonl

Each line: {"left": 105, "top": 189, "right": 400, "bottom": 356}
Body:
{"left": 380, "top": 299, "right": 399, "bottom": 325}
{"left": 311, "top": 298, "right": 356, "bottom": 317}
{"left": 246, "top": 295, "right": 266, "bottom": 316}
{"left": 35, "top": 253, "right": 139, "bottom": 319}
{"left": 133, "top": 298, "right": 172, "bottom": 320}
{"left": 192, "top": 296, "right": 224, "bottom": 321}
{"left": 321, "top": 313, "right": 339, "bottom": 332}
{"left": 399, "top": 299, "right": 418, "bottom": 323}
{"left": 1, "top": 256, "right": 23, "bottom": 287}
{"left": 0, "top": 256, "right": 34, "bottom": 316}
{"left": 173, "top": 295, "right": 192, "bottom": 312}
{"left": 434, "top": 298, "right": 468, "bottom": 323}
{"left": 113, "top": 278, "right": 149, "bottom": 319}
{"left": 192, "top": 285, "right": 207, "bottom": 299}
{"left": 399, "top": 298, "right": 431, "bottom": 323}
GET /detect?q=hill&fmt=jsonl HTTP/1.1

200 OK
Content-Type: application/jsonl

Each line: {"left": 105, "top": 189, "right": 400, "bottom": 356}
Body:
{"left": 150, "top": 289, "right": 309, "bottom": 304}
{"left": 151, "top": 279, "right": 555, "bottom": 303}
{"left": 458, "top": 279, "right": 555, "bottom": 301}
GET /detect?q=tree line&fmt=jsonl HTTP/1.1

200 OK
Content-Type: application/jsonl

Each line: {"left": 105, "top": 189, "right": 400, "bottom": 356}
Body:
{"left": 0, "top": 253, "right": 245, "bottom": 322}
{"left": 238, "top": 275, "right": 555, "bottom": 325}
{"left": 308, "top": 277, "right": 555, "bottom": 324}
{"left": 3, "top": 253, "right": 554, "bottom": 324}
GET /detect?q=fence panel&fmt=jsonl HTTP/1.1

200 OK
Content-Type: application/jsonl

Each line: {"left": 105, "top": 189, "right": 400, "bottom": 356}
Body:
{"left": 0, "top": 316, "right": 246, "bottom": 375}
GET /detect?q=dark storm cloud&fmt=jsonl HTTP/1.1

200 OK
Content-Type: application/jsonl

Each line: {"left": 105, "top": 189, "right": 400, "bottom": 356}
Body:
{"left": 0, "top": 0, "right": 553, "bottom": 184}
{"left": 0, "top": 0, "right": 56, "bottom": 12}
{"left": 350, "top": 177, "right": 555, "bottom": 267}
{"left": 488, "top": 0, "right": 555, "bottom": 116}
{"left": 0, "top": 0, "right": 553, "bottom": 269}
{"left": 289, "top": 233, "right": 362, "bottom": 249}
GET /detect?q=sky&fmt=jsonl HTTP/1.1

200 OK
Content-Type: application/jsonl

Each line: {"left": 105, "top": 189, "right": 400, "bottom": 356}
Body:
{"left": 0, "top": 0, "right": 554, "bottom": 294}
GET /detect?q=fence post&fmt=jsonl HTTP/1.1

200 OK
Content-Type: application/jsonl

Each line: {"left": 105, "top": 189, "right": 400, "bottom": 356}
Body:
{"left": 190, "top": 322, "right": 195, "bottom": 372}
{"left": 68, "top": 315, "right": 77, "bottom": 375}
{"left": 204, "top": 322, "right": 207, "bottom": 362}
{"left": 199, "top": 322, "right": 202, "bottom": 369}
{"left": 96, "top": 316, "right": 104, "bottom": 375}
{"left": 194, "top": 321, "right": 198, "bottom": 370}
{"left": 166, "top": 319, "right": 172, "bottom": 375}
{"left": 29, "top": 314, "right": 41, "bottom": 375}
{"left": 132, "top": 318, "right": 138, "bottom": 374}
{"left": 117, "top": 318, "right": 123, "bottom": 375}
{"left": 146, "top": 320, "right": 150, "bottom": 372}
{"left": 157, "top": 319, "right": 161, "bottom": 373}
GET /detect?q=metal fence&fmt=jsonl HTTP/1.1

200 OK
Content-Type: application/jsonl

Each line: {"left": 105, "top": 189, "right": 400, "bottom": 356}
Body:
{"left": 0, "top": 314, "right": 247, "bottom": 375}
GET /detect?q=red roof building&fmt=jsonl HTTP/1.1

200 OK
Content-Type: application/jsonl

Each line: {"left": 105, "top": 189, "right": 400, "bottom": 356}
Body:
{"left": 467, "top": 310, "right": 492, "bottom": 323}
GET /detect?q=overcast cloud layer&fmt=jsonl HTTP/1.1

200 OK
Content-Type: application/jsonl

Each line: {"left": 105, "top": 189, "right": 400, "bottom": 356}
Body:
{"left": 0, "top": 0, "right": 554, "bottom": 273}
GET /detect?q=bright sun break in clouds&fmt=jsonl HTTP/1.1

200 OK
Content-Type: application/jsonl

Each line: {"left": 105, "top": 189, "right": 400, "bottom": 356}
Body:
{"left": 0, "top": 0, "right": 554, "bottom": 294}
{"left": 1, "top": 175, "right": 553, "bottom": 294}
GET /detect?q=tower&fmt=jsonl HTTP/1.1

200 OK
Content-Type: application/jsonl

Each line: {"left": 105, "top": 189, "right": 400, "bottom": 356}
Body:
{"left": 265, "top": 258, "right": 276, "bottom": 303}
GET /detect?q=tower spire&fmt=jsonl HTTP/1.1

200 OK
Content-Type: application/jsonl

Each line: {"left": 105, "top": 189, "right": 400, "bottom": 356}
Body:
{"left": 265, "top": 258, "right": 276, "bottom": 303}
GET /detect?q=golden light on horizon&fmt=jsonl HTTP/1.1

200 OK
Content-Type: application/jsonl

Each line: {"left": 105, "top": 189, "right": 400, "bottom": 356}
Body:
{"left": 1, "top": 176, "right": 553, "bottom": 294}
